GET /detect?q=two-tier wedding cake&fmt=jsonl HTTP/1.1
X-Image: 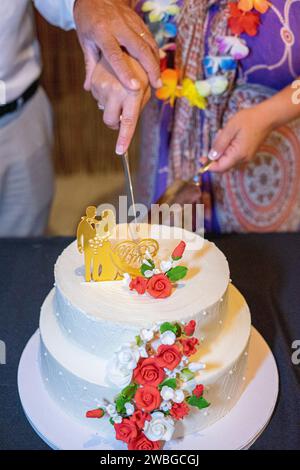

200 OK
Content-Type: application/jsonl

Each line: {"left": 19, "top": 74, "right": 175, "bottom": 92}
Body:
{"left": 38, "top": 219, "right": 251, "bottom": 450}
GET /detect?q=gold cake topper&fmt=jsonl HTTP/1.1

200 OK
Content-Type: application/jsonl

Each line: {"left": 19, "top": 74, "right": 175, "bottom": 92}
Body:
{"left": 77, "top": 206, "right": 159, "bottom": 282}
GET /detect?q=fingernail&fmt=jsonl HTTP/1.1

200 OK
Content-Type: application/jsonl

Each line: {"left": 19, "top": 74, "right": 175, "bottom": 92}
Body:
{"left": 116, "top": 145, "right": 125, "bottom": 155}
{"left": 130, "top": 79, "right": 140, "bottom": 89}
{"left": 208, "top": 149, "right": 220, "bottom": 161}
{"left": 156, "top": 78, "right": 163, "bottom": 88}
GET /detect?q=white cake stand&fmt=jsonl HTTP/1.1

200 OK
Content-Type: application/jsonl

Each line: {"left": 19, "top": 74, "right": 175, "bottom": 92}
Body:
{"left": 18, "top": 327, "right": 278, "bottom": 450}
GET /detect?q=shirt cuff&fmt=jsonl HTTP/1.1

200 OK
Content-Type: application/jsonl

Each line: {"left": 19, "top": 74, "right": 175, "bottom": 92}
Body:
{"left": 33, "top": 0, "right": 77, "bottom": 31}
{"left": 63, "top": 0, "right": 77, "bottom": 30}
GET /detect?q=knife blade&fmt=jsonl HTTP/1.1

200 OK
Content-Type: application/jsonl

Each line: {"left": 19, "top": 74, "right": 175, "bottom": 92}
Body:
{"left": 121, "top": 151, "right": 137, "bottom": 221}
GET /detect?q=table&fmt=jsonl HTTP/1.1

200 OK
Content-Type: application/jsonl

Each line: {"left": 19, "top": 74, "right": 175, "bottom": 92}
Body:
{"left": 0, "top": 235, "right": 299, "bottom": 450}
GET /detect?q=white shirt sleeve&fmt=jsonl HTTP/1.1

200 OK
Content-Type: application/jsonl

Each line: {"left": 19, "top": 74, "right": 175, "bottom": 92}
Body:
{"left": 33, "top": 0, "right": 76, "bottom": 31}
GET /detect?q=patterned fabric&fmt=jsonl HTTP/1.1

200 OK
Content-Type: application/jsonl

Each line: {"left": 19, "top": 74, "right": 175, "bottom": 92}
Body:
{"left": 169, "top": 0, "right": 229, "bottom": 182}
{"left": 241, "top": 0, "right": 300, "bottom": 90}
{"left": 137, "top": 0, "right": 300, "bottom": 232}
{"left": 212, "top": 85, "right": 300, "bottom": 232}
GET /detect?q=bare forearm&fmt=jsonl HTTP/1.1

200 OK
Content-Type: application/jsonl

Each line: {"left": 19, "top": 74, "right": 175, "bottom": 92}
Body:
{"left": 255, "top": 78, "right": 300, "bottom": 131}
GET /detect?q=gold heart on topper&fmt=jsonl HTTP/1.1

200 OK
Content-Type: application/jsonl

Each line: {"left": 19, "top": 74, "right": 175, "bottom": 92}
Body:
{"left": 112, "top": 239, "right": 159, "bottom": 277}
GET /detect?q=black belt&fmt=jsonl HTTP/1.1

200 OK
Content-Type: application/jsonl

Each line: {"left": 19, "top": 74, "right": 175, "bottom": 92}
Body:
{"left": 0, "top": 78, "right": 40, "bottom": 118}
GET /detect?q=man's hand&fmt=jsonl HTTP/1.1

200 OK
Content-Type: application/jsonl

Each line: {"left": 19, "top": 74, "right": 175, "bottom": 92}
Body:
{"left": 74, "top": 0, "right": 161, "bottom": 92}
{"left": 90, "top": 54, "right": 151, "bottom": 154}
{"left": 207, "top": 107, "right": 274, "bottom": 172}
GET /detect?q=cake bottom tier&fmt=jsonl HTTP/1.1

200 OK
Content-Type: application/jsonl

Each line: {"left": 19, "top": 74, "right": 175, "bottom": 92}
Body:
{"left": 39, "top": 284, "right": 251, "bottom": 440}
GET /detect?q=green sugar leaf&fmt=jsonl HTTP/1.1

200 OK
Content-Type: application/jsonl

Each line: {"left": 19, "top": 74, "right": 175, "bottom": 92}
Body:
{"left": 158, "top": 378, "right": 177, "bottom": 391}
{"left": 160, "top": 322, "right": 177, "bottom": 335}
{"left": 140, "top": 259, "right": 155, "bottom": 277}
{"left": 115, "top": 395, "right": 128, "bottom": 414}
{"left": 187, "top": 395, "right": 210, "bottom": 410}
{"left": 166, "top": 266, "right": 188, "bottom": 282}
{"left": 121, "top": 383, "right": 138, "bottom": 400}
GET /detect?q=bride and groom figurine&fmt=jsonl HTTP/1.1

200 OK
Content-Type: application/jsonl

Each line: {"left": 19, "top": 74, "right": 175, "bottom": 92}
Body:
{"left": 77, "top": 206, "right": 119, "bottom": 282}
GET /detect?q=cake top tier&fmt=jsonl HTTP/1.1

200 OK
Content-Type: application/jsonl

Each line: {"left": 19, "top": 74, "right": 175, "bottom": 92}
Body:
{"left": 55, "top": 224, "right": 229, "bottom": 326}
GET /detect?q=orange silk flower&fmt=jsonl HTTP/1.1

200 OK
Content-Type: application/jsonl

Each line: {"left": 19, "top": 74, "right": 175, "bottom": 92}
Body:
{"left": 156, "top": 69, "right": 182, "bottom": 107}
{"left": 228, "top": 2, "right": 261, "bottom": 36}
{"left": 238, "top": 0, "right": 270, "bottom": 14}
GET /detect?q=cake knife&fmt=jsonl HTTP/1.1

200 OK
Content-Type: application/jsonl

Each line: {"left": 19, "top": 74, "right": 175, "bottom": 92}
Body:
{"left": 121, "top": 151, "right": 137, "bottom": 222}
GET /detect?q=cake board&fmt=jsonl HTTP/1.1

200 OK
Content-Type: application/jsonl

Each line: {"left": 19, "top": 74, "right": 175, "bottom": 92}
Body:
{"left": 18, "top": 326, "right": 279, "bottom": 450}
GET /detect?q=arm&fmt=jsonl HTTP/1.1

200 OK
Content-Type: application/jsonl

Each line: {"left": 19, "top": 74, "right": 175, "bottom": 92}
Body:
{"left": 208, "top": 79, "right": 300, "bottom": 172}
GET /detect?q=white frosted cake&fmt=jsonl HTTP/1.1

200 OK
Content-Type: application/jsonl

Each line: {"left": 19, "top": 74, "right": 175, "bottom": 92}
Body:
{"left": 39, "top": 224, "right": 251, "bottom": 448}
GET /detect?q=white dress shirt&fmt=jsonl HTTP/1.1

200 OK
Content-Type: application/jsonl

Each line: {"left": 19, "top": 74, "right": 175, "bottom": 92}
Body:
{"left": 0, "top": 0, "right": 76, "bottom": 105}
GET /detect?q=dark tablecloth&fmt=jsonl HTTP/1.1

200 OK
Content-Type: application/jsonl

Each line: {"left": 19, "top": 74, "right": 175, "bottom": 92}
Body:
{"left": 0, "top": 235, "right": 299, "bottom": 450}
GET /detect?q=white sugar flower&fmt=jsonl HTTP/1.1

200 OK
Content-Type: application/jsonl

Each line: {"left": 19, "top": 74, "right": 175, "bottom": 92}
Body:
{"left": 160, "top": 400, "right": 172, "bottom": 412}
{"left": 142, "top": 258, "right": 153, "bottom": 266}
{"left": 189, "top": 362, "right": 206, "bottom": 372}
{"left": 160, "top": 258, "right": 173, "bottom": 273}
{"left": 106, "top": 404, "right": 116, "bottom": 416}
{"left": 160, "top": 385, "right": 175, "bottom": 401}
{"left": 115, "top": 343, "right": 140, "bottom": 370}
{"left": 106, "top": 343, "right": 140, "bottom": 388}
{"left": 144, "top": 269, "right": 154, "bottom": 278}
{"left": 165, "top": 369, "right": 177, "bottom": 378}
{"left": 107, "top": 358, "right": 132, "bottom": 388}
{"left": 181, "top": 378, "right": 197, "bottom": 394}
{"left": 160, "top": 330, "right": 176, "bottom": 345}
{"left": 165, "top": 366, "right": 181, "bottom": 378}
{"left": 140, "top": 328, "right": 154, "bottom": 342}
{"left": 144, "top": 412, "right": 175, "bottom": 442}
{"left": 173, "top": 389, "right": 185, "bottom": 403}
{"left": 113, "top": 415, "right": 123, "bottom": 424}
{"left": 125, "top": 402, "right": 135, "bottom": 416}
{"left": 138, "top": 345, "right": 148, "bottom": 358}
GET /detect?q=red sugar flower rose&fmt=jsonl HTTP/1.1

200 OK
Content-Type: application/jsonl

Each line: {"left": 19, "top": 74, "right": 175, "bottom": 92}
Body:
{"left": 114, "top": 418, "right": 138, "bottom": 444}
{"left": 171, "top": 240, "right": 186, "bottom": 260}
{"left": 193, "top": 384, "right": 204, "bottom": 398}
{"left": 133, "top": 357, "right": 165, "bottom": 387}
{"left": 180, "top": 337, "right": 199, "bottom": 357}
{"left": 129, "top": 276, "right": 148, "bottom": 295}
{"left": 156, "top": 344, "right": 182, "bottom": 370}
{"left": 170, "top": 402, "right": 190, "bottom": 420}
{"left": 85, "top": 408, "right": 104, "bottom": 419}
{"left": 184, "top": 320, "right": 196, "bottom": 336}
{"left": 128, "top": 432, "right": 161, "bottom": 450}
{"left": 130, "top": 410, "right": 151, "bottom": 429}
{"left": 228, "top": 2, "right": 260, "bottom": 36}
{"left": 147, "top": 273, "right": 173, "bottom": 299}
{"left": 135, "top": 385, "right": 162, "bottom": 412}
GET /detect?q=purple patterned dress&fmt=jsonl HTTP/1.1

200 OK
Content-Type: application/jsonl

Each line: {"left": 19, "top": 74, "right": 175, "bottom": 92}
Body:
{"left": 137, "top": 0, "right": 300, "bottom": 233}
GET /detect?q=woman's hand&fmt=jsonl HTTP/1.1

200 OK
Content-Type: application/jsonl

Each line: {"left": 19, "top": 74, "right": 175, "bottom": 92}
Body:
{"left": 207, "top": 106, "right": 274, "bottom": 172}
{"left": 90, "top": 54, "right": 151, "bottom": 155}
{"left": 74, "top": 0, "right": 161, "bottom": 92}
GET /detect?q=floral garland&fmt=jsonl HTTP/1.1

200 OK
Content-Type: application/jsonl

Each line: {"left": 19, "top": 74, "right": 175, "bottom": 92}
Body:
{"left": 124, "top": 240, "right": 188, "bottom": 299}
{"left": 139, "top": 0, "right": 272, "bottom": 109}
{"left": 86, "top": 319, "right": 209, "bottom": 450}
